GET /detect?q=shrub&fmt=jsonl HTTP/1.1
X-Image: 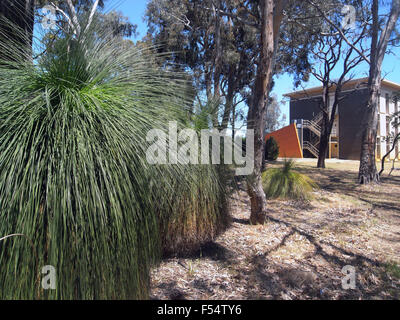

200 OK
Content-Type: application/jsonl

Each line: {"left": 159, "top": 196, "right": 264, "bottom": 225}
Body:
{"left": 265, "top": 137, "right": 279, "bottom": 161}
{"left": 0, "top": 19, "right": 227, "bottom": 299}
{"left": 262, "top": 160, "right": 317, "bottom": 200}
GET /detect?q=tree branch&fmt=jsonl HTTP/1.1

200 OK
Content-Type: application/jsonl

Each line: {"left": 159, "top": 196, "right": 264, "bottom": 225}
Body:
{"left": 380, "top": 132, "right": 400, "bottom": 176}
{"left": 83, "top": 0, "right": 100, "bottom": 34}
{"left": 66, "top": 0, "right": 81, "bottom": 35}
{"left": 305, "top": 0, "right": 371, "bottom": 64}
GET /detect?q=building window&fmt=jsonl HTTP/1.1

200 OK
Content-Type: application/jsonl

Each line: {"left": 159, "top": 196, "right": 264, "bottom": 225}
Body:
{"left": 377, "top": 117, "right": 380, "bottom": 136}
{"left": 386, "top": 115, "right": 392, "bottom": 158}
{"left": 395, "top": 100, "right": 399, "bottom": 135}
{"left": 386, "top": 93, "right": 390, "bottom": 114}
{"left": 377, "top": 139, "right": 381, "bottom": 159}
{"left": 386, "top": 116, "right": 391, "bottom": 136}
{"left": 378, "top": 93, "right": 381, "bottom": 111}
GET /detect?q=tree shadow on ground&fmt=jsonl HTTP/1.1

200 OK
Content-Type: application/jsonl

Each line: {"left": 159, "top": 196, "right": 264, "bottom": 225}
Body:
{"left": 296, "top": 166, "right": 400, "bottom": 213}
{"left": 152, "top": 165, "right": 400, "bottom": 300}
{"left": 239, "top": 212, "right": 397, "bottom": 299}
{"left": 174, "top": 241, "right": 237, "bottom": 262}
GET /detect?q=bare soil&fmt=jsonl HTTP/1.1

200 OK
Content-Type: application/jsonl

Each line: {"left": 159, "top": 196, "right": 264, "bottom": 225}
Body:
{"left": 150, "top": 160, "right": 400, "bottom": 300}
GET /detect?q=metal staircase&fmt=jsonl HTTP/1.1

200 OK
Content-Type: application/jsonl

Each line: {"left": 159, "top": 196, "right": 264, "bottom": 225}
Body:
{"left": 303, "top": 141, "right": 319, "bottom": 157}
{"left": 302, "top": 112, "right": 324, "bottom": 158}
{"left": 303, "top": 120, "right": 321, "bottom": 137}
{"left": 312, "top": 111, "right": 324, "bottom": 125}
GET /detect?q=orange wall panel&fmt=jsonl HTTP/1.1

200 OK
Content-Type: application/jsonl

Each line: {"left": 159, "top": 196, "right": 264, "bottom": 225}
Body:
{"left": 265, "top": 123, "right": 303, "bottom": 158}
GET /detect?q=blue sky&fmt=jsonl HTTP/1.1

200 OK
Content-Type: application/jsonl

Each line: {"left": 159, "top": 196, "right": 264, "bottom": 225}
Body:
{"left": 107, "top": 0, "right": 400, "bottom": 126}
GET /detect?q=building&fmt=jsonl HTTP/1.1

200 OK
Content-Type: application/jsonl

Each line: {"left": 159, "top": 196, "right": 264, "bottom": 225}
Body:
{"left": 266, "top": 78, "right": 400, "bottom": 160}
{"left": 265, "top": 123, "right": 303, "bottom": 158}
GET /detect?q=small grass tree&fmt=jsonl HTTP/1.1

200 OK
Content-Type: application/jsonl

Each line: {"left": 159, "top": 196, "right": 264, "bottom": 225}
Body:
{"left": 262, "top": 160, "right": 317, "bottom": 200}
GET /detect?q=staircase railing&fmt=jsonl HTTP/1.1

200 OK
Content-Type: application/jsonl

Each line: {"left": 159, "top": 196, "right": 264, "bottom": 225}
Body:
{"left": 303, "top": 120, "right": 321, "bottom": 137}
{"left": 313, "top": 111, "right": 324, "bottom": 125}
{"left": 310, "top": 135, "right": 320, "bottom": 147}
{"left": 303, "top": 141, "right": 319, "bottom": 158}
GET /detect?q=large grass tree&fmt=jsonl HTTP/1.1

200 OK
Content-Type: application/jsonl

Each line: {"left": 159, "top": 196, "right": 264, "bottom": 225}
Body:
{"left": 0, "top": 12, "right": 226, "bottom": 299}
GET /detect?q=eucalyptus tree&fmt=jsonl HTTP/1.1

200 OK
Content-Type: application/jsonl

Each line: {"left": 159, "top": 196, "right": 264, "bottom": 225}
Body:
{"left": 307, "top": 0, "right": 400, "bottom": 183}
{"left": 243, "top": 0, "right": 289, "bottom": 224}
{"left": 313, "top": 34, "right": 368, "bottom": 169}
{"left": 226, "top": 0, "right": 322, "bottom": 224}
{"left": 36, "top": 0, "right": 136, "bottom": 38}
{"left": 265, "top": 95, "right": 286, "bottom": 133}
{"left": 0, "top": 1, "right": 110, "bottom": 58}
{"left": 145, "top": 0, "right": 258, "bottom": 130}
{"left": 297, "top": 1, "right": 370, "bottom": 168}
{"left": 35, "top": 0, "right": 105, "bottom": 36}
{"left": 146, "top": 0, "right": 330, "bottom": 223}
{"left": 358, "top": 0, "right": 400, "bottom": 184}
{"left": 34, "top": 0, "right": 136, "bottom": 64}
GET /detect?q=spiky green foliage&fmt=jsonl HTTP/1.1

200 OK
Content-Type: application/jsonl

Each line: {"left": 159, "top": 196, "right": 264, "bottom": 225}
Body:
{"left": 262, "top": 160, "right": 317, "bottom": 200}
{"left": 265, "top": 137, "right": 279, "bottom": 161}
{"left": 0, "top": 18, "right": 226, "bottom": 299}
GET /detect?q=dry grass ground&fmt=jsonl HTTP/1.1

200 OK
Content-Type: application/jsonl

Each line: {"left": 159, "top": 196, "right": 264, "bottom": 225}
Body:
{"left": 150, "top": 159, "right": 400, "bottom": 300}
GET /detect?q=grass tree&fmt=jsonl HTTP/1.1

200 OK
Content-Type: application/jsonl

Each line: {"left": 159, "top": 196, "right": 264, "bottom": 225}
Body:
{"left": 0, "top": 16, "right": 226, "bottom": 299}
{"left": 262, "top": 160, "right": 317, "bottom": 200}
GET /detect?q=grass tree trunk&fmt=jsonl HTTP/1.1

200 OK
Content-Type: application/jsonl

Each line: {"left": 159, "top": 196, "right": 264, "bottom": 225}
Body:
{"left": 247, "top": 0, "right": 286, "bottom": 225}
{"left": 358, "top": 0, "right": 400, "bottom": 184}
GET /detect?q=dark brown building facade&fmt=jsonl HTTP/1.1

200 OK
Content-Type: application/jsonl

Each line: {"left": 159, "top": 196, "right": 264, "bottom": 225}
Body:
{"left": 285, "top": 78, "right": 400, "bottom": 160}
